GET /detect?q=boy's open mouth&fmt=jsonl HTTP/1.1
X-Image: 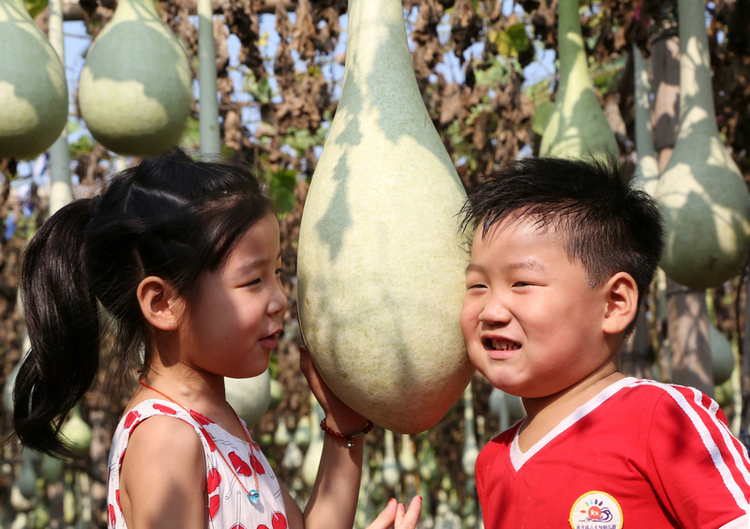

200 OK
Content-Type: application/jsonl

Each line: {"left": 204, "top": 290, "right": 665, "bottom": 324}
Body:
{"left": 484, "top": 339, "right": 521, "bottom": 351}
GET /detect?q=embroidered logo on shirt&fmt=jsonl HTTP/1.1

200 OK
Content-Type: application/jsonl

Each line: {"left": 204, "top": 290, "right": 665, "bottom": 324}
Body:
{"left": 569, "top": 490, "right": 623, "bottom": 529}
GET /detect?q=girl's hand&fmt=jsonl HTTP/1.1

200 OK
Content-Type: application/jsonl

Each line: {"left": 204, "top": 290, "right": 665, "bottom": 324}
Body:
{"left": 299, "top": 344, "right": 368, "bottom": 433}
{"left": 367, "top": 497, "right": 422, "bottom": 529}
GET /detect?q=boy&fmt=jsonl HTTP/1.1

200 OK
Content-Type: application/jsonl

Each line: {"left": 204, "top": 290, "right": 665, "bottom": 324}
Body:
{"left": 460, "top": 156, "right": 750, "bottom": 529}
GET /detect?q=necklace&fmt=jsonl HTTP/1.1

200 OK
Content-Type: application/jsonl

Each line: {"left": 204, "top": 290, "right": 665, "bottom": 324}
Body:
{"left": 138, "top": 379, "right": 261, "bottom": 504}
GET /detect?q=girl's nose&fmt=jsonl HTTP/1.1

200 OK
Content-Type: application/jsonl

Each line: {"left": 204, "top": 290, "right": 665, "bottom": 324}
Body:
{"left": 269, "top": 279, "right": 288, "bottom": 315}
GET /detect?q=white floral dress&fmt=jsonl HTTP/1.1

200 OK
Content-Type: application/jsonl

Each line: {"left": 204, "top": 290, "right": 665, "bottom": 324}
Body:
{"left": 107, "top": 399, "right": 288, "bottom": 529}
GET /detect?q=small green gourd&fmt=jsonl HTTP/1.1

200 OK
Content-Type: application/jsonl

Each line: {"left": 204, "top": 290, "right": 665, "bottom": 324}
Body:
{"left": 709, "top": 324, "right": 734, "bottom": 386}
{"left": 461, "top": 384, "right": 479, "bottom": 477}
{"left": 398, "top": 434, "right": 417, "bottom": 473}
{"left": 417, "top": 433, "right": 438, "bottom": 484}
{"left": 269, "top": 378, "right": 283, "bottom": 408}
{"left": 654, "top": 0, "right": 750, "bottom": 288}
{"left": 78, "top": 0, "right": 191, "bottom": 155}
{"left": 301, "top": 396, "right": 324, "bottom": 488}
{"left": 294, "top": 416, "right": 312, "bottom": 448}
{"left": 274, "top": 416, "right": 291, "bottom": 446}
{"left": 0, "top": 0, "right": 67, "bottom": 159}
{"left": 382, "top": 429, "right": 400, "bottom": 489}
{"left": 40, "top": 454, "right": 64, "bottom": 482}
{"left": 296, "top": 0, "right": 474, "bottom": 434}
{"left": 539, "top": 0, "right": 618, "bottom": 159}
{"left": 15, "top": 449, "right": 38, "bottom": 499}
{"left": 59, "top": 406, "right": 92, "bottom": 458}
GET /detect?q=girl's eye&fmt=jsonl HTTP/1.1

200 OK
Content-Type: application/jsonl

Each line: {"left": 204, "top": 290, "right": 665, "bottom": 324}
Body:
{"left": 246, "top": 278, "right": 261, "bottom": 287}
{"left": 276, "top": 268, "right": 283, "bottom": 276}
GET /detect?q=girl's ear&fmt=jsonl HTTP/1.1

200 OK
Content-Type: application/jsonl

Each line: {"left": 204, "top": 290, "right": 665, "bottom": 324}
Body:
{"left": 137, "top": 276, "right": 184, "bottom": 331}
{"left": 601, "top": 272, "right": 639, "bottom": 335}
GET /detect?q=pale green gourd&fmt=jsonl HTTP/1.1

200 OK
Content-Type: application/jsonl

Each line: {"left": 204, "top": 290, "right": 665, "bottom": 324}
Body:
{"left": 40, "top": 454, "right": 64, "bottom": 482}
{"left": 274, "top": 416, "right": 291, "bottom": 446}
{"left": 294, "top": 415, "right": 312, "bottom": 448}
{"left": 59, "top": 406, "right": 92, "bottom": 458}
{"left": 16, "top": 449, "right": 38, "bottom": 499}
{"left": 382, "top": 429, "right": 400, "bottom": 488}
{"left": 78, "top": 0, "right": 191, "bottom": 156}
{"left": 269, "top": 378, "right": 283, "bottom": 408}
{"left": 539, "top": 0, "right": 618, "bottom": 159}
{"left": 301, "top": 396, "right": 324, "bottom": 488}
{"left": 0, "top": 0, "right": 67, "bottom": 159}
{"left": 461, "top": 384, "right": 479, "bottom": 477}
{"left": 633, "top": 45, "right": 659, "bottom": 196}
{"left": 654, "top": 0, "right": 750, "bottom": 289}
{"left": 417, "top": 433, "right": 438, "bottom": 483}
{"left": 281, "top": 438, "right": 303, "bottom": 471}
{"left": 398, "top": 434, "right": 417, "bottom": 473}
{"left": 224, "top": 369, "right": 271, "bottom": 429}
{"left": 296, "top": 0, "right": 474, "bottom": 435}
{"left": 709, "top": 324, "right": 734, "bottom": 386}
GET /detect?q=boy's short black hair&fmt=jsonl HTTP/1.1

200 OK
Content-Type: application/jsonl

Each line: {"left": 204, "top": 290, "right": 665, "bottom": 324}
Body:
{"left": 461, "top": 155, "right": 665, "bottom": 334}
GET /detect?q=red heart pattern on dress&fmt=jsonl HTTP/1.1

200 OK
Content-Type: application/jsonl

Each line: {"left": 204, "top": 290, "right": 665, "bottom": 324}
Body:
{"left": 229, "top": 451, "right": 252, "bottom": 476}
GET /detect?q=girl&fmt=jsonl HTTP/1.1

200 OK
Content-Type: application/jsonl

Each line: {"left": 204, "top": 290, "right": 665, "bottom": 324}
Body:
{"left": 13, "top": 150, "right": 421, "bottom": 529}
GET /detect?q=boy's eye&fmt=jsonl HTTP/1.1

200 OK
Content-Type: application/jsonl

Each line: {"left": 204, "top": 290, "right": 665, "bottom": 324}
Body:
{"left": 513, "top": 281, "right": 531, "bottom": 287}
{"left": 467, "top": 283, "right": 486, "bottom": 290}
{"left": 276, "top": 268, "right": 283, "bottom": 276}
{"left": 246, "top": 278, "right": 261, "bottom": 286}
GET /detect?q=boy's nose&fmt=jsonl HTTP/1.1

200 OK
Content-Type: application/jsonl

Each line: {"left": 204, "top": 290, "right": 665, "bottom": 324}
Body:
{"left": 478, "top": 298, "right": 512, "bottom": 325}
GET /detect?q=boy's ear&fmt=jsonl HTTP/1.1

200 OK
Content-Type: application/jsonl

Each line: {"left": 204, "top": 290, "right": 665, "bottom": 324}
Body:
{"left": 601, "top": 272, "right": 638, "bottom": 335}
{"left": 137, "top": 276, "right": 184, "bottom": 331}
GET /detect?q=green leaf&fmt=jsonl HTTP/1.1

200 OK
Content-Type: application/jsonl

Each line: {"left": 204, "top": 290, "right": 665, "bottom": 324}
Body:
{"left": 69, "top": 134, "right": 95, "bottom": 159}
{"left": 531, "top": 101, "right": 553, "bottom": 136}
{"left": 244, "top": 72, "right": 272, "bottom": 104}
{"left": 179, "top": 117, "right": 201, "bottom": 149}
{"left": 489, "top": 29, "right": 514, "bottom": 58}
{"left": 474, "top": 55, "right": 512, "bottom": 86}
{"left": 266, "top": 167, "right": 297, "bottom": 216}
{"left": 25, "top": 0, "right": 47, "bottom": 19}
{"left": 506, "top": 24, "right": 530, "bottom": 53}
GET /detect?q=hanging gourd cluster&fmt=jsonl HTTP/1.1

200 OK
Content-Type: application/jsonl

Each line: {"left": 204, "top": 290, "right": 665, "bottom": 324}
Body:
{"left": 0, "top": 0, "right": 191, "bottom": 161}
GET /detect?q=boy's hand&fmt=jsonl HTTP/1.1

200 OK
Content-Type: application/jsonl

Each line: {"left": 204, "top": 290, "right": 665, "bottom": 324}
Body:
{"left": 367, "top": 497, "right": 422, "bottom": 529}
{"left": 299, "top": 344, "right": 369, "bottom": 435}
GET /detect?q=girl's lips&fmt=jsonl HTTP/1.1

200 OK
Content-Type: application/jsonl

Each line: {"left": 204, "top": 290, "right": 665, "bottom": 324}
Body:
{"left": 259, "top": 332, "right": 280, "bottom": 350}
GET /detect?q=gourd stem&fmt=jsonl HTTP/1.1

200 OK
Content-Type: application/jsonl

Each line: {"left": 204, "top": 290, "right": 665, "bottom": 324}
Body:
{"left": 557, "top": 0, "right": 592, "bottom": 97}
{"left": 48, "top": 0, "right": 73, "bottom": 215}
{"left": 676, "top": 0, "right": 718, "bottom": 138}
{"left": 198, "top": 0, "right": 221, "bottom": 159}
{"left": 633, "top": 46, "right": 656, "bottom": 161}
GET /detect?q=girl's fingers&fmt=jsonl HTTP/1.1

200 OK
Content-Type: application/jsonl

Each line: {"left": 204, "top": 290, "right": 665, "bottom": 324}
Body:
{"left": 395, "top": 503, "right": 406, "bottom": 526}
{"left": 395, "top": 496, "right": 422, "bottom": 529}
{"left": 366, "top": 498, "right": 398, "bottom": 529}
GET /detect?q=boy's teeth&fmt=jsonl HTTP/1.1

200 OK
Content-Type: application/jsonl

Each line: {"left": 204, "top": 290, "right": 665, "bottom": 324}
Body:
{"left": 491, "top": 339, "right": 520, "bottom": 351}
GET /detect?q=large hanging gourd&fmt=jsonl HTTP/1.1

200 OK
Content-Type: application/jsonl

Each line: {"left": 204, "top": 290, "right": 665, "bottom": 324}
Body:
{"left": 296, "top": 0, "right": 474, "bottom": 434}
{"left": 539, "top": 0, "right": 618, "bottom": 159}
{"left": 654, "top": 0, "right": 750, "bottom": 289}
{"left": 78, "top": 0, "right": 191, "bottom": 156}
{"left": 0, "top": 0, "right": 68, "bottom": 159}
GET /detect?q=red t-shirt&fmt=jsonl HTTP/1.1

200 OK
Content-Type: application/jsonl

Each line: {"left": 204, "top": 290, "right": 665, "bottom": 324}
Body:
{"left": 476, "top": 378, "right": 750, "bottom": 529}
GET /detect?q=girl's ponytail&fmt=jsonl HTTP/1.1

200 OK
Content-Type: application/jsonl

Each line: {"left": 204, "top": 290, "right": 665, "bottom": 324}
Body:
{"left": 13, "top": 198, "right": 101, "bottom": 457}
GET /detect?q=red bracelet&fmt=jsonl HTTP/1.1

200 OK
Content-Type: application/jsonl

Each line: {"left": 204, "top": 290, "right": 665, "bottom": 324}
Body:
{"left": 320, "top": 418, "right": 375, "bottom": 449}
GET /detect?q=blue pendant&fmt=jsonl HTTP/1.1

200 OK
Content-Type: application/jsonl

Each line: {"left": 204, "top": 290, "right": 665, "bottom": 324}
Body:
{"left": 248, "top": 489, "right": 260, "bottom": 504}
